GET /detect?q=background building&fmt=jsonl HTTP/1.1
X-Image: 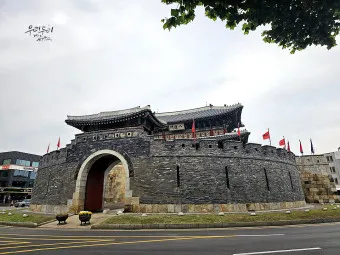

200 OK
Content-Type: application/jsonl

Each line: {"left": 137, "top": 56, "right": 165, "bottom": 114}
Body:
{"left": 324, "top": 150, "right": 340, "bottom": 188}
{"left": 296, "top": 154, "right": 329, "bottom": 175}
{"left": 0, "top": 151, "right": 41, "bottom": 204}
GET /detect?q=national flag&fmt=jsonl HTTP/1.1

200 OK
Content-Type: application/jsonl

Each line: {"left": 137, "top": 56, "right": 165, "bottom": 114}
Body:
{"left": 310, "top": 139, "right": 315, "bottom": 154}
{"left": 263, "top": 130, "right": 270, "bottom": 140}
{"left": 279, "top": 137, "right": 285, "bottom": 146}
{"left": 287, "top": 141, "right": 291, "bottom": 152}
{"left": 237, "top": 123, "right": 241, "bottom": 137}
{"left": 191, "top": 119, "right": 196, "bottom": 140}
{"left": 46, "top": 143, "right": 50, "bottom": 153}
{"left": 299, "top": 139, "right": 303, "bottom": 154}
{"left": 57, "top": 137, "right": 60, "bottom": 149}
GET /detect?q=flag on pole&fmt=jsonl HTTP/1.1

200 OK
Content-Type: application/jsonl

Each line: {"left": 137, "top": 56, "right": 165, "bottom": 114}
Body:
{"left": 299, "top": 139, "right": 303, "bottom": 155}
{"left": 57, "top": 137, "right": 60, "bottom": 150}
{"left": 191, "top": 119, "right": 196, "bottom": 141}
{"left": 263, "top": 128, "right": 271, "bottom": 146}
{"left": 262, "top": 130, "right": 270, "bottom": 140}
{"left": 279, "top": 137, "right": 286, "bottom": 147}
{"left": 287, "top": 141, "right": 291, "bottom": 152}
{"left": 46, "top": 143, "right": 50, "bottom": 153}
{"left": 310, "top": 139, "right": 315, "bottom": 154}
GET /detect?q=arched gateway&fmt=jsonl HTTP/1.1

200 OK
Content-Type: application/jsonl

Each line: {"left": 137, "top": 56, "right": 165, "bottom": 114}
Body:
{"left": 31, "top": 104, "right": 306, "bottom": 214}
{"left": 74, "top": 150, "right": 132, "bottom": 212}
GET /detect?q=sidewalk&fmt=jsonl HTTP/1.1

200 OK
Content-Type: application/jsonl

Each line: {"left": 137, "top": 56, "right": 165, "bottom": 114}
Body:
{"left": 39, "top": 213, "right": 111, "bottom": 229}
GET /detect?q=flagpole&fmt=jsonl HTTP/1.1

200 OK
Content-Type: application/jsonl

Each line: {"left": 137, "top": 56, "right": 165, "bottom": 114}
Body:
{"left": 268, "top": 128, "right": 271, "bottom": 146}
{"left": 283, "top": 136, "right": 286, "bottom": 150}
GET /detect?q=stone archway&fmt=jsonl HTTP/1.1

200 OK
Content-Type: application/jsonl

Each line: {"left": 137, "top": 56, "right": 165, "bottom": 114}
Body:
{"left": 72, "top": 150, "right": 133, "bottom": 212}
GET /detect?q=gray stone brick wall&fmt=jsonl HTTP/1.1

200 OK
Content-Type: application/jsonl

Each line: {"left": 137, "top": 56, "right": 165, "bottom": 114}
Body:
{"left": 31, "top": 128, "right": 305, "bottom": 207}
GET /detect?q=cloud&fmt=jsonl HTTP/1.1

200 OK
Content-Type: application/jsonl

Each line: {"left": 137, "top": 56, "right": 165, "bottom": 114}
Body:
{"left": 0, "top": 0, "right": 339, "bottom": 156}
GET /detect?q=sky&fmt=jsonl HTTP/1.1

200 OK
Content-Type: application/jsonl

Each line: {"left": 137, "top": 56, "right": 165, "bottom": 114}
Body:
{"left": 0, "top": 0, "right": 339, "bottom": 156}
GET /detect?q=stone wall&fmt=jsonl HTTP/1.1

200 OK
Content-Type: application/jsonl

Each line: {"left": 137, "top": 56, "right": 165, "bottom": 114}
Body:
{"left": 31, "top": 127, "right": 306, "bottom": 213}
{"left": 296, "top": 155, "right": 330, "bottom": 175}
{"left": 103, "top": 163, "right": 126, "bottom": 208}
{"left": 300, "top": 170, "right": 339, "bottom": 203}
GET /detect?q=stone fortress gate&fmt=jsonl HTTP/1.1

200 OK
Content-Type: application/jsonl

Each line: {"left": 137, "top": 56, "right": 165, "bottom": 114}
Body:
{"left": 31, "top": 104, "right": 306, "bottom": 213}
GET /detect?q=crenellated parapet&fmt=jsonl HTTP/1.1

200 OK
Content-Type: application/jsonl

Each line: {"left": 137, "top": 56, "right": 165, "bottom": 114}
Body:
{"left": 39, "top": 148, "right": 68, "bottom": 168}
{"left": 150, "top": 139, "right": 296, "bottom": 164}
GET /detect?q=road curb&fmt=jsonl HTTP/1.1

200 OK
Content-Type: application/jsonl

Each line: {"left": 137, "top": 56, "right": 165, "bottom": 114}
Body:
{"left": 0, "top": 221, "right": 38, "bottom": 228}
{"left": 37, "top": 219, "right": 57, "bottom": 226}
{"left": 91, "top": 218, "right": 340, "bottom": 230}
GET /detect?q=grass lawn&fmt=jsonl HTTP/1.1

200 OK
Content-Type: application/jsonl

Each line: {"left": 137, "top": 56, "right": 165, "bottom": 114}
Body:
{"left": 103, "top": 207, "right": 340, "bottom": 225}
{"left": 0, "top": 209, "right": 55, "bottom": 224}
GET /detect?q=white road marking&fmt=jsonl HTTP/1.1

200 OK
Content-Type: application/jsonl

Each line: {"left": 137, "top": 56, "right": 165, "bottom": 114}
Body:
{"left": 235, "top": 234, "right": 285, "bottom": 237}
{"left": 233, "top": 247, "right": 322, "bottom": 255}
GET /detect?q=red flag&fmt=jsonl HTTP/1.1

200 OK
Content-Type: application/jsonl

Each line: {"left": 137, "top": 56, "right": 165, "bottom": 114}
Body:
{"left": 46, "top": 143, "right": 50, "bottom": 153}
{"left": 57, "top": 137, "right": 60, "bottom": 149}
{"left": 263, "top": 131, "right": 270, "bottom": 140}
{"left": 191, "top": 119, "right": 196, "bottom": 140}
{"left": 279, "top": 138, "right": 285, "bottom": 146}
{"left": 299, "top": 140, "right": 303, "bottom": 154}
{"left": 287, "top": 141, "right": 291, "bottom": 152}
{"left": 237, "top": 123, "right": 241, "bottom": 137}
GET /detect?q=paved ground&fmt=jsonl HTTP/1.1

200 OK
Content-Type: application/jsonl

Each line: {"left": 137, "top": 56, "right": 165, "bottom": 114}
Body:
{"left": 40, "top": 213, "right": 112, "bottom": 229}
{"left": 1, "top": 222, "right": 340, "bottom": 254}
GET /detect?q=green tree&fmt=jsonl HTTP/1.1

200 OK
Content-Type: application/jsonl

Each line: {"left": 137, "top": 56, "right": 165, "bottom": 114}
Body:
{"left": 161, "top": 0, "right": 340, "bottom": 53}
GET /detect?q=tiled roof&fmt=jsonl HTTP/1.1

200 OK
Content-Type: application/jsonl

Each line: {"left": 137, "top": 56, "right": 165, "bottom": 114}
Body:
{"left": 66, "top": 106, "right": 151, "bottom": 121}
{"left": 156, "top": 104, "right": 242, "bottom": 123}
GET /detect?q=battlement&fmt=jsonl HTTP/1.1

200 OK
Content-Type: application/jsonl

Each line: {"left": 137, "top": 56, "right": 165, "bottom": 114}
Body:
{"left": 40, "top": 148, "right": 68, "bottom": 168}
{"left": 151, "top": 139, "right": 296, "bottom": 163}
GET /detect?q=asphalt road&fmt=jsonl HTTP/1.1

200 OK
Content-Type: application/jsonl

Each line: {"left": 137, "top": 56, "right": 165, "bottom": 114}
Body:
{"left": 1, "top": 222, "right": 340, "bottom": 254}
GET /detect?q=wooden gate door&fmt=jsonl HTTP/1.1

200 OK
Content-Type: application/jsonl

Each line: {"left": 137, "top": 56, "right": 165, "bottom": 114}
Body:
{"left": 84, "top": 167, "right": 105, "bottom": 212}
